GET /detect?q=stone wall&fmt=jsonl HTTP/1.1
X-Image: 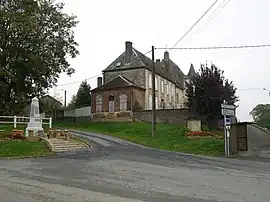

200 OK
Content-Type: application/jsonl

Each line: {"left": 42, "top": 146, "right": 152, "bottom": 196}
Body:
{"left": 133, "top": 108, "right": 195, "bottom": 125}
{"left": 92, "top": 111, "right": 133, "bottom": 122}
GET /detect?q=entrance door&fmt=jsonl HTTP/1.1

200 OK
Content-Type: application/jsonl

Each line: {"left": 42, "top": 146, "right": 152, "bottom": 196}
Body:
{"left": 109, "top": 94, "right": 115, "bottom": 112}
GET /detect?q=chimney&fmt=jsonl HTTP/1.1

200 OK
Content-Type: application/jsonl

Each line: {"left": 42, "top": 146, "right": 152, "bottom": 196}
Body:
{"left": 164, "top": 51, "right": 169, "bottom": 61}
{"left": 125, "top": 41, "right": 133, "bottom": 63}
{"left": 97, "top": 77, "right": 102, "bottom": 87}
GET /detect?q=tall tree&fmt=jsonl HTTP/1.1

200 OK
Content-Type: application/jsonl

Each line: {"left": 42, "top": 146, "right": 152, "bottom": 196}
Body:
{"left": 250, "top": 104, "right": 270, "bottom": 126}
{"left": 74, "top": 81, "right": 91, "bottom": 108}
{"left": 0, "top": 0, "right": 79, "bottom": 115}
{"left": 67, "top": 94, "right": 77, "bottom": 108}
{"left": 186, "top": 63, "right": 238, "bottom": 127}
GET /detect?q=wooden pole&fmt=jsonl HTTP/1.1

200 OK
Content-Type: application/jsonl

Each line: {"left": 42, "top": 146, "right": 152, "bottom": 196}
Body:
{"left": 151, "top": 46, "right": 156, "bottom": 137}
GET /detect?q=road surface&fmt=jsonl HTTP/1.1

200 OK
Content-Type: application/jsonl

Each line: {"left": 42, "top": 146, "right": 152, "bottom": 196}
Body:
{"left": 0, "top": 130, "right": 270, "bottom": 202}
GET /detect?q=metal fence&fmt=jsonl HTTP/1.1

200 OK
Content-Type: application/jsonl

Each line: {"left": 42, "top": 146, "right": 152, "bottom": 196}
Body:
{"left": 0, "top": 116, "right": 52, "bottom": 129}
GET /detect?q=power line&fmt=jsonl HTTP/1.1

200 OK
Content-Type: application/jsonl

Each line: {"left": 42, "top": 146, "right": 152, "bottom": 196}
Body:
{"left": 156, "top": 44, "right": 270, "bottom": 50}
{"left": 191, "top": 0, "right": 231, "bottom": 40}
{"left": 171, "top": 0, "right": 218, "bottom": 49}
{"left": 56, "top": 49, "right": 152, "bottom": 87}
{"left": 57, "top": 74, "right": 102, "bottom": 86}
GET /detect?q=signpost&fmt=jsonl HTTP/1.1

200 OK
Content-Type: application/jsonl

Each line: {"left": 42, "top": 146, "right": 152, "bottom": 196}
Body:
{"left": 221, "top": 102, "right": 236, "bottom": 156}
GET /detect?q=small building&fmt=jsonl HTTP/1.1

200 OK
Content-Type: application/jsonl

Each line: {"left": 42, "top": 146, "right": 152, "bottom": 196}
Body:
{"left": 91, "top": 75, "right": 145, "bottom": 121}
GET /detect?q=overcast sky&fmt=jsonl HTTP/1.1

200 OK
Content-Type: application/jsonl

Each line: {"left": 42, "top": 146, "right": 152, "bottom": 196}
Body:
{"left": 50, "top": 0, "right": 270, "bottom": 121}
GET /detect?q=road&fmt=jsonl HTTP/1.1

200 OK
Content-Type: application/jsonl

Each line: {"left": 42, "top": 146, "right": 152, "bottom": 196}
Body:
{"left": 0, "top": 130, "right": 270, "bottom": 202}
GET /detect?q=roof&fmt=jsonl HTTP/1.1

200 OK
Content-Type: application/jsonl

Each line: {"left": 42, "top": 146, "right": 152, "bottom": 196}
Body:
{"left": 188, "top": 63, "right": 196, "bottom": 78}
{"left": 159, "top": 57, "right": 185, "bottom": 89}
{"left": 42, "top": 95, "right": 63, "bottom": 106}
{"left": 103, "top": 48, "right": 152, "bottom": 72}
{"left": 102, "top": 42, "right": 194, "bottom": 90}
{"left": 91, "top": 75, "right": 145, "bottom": 93}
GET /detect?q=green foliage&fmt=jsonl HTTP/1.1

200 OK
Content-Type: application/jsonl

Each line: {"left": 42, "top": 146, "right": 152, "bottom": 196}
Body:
{"left": 185, "top": 63, "right": 238, "bottom": 127}
{"left": 74, "top": 81, "right": 91, "bottom": 108}
{"left": 67, "top": 94, "right": 77, "bottom": 108}
{"left": 250, "top": 104, "right": 270, "bottom": 126}
{"left": 0, "top": 140, "right": 52, "bottom": 157}
{"left": 0, "top": 0, "right": 79, "bottom": 115}
{"left": 55, "top": 121, "right": 224, "bottom": 156}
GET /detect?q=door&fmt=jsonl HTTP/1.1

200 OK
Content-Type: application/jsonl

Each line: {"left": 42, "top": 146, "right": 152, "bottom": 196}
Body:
{"left": 109, "top": 95, "right": 115, "bottom": 112}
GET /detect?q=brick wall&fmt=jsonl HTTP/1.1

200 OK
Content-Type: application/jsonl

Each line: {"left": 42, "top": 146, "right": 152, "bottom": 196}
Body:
{"left": 91, "top": 87, "right": 145, "bottom": 113}
{"left": 133, "top": 108, "right": 195, "bottom": 125}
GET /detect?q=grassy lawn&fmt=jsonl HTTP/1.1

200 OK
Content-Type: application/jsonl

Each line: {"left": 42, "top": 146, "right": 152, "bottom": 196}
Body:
{"left": 0, "top": 124, "right": 52, "bottom": 158}
{"left": 0, "top": 140, "right": 53, "bottom": 158}
{"left": 55, "top": 121, "right": 224, "bottom": 156}
{"left": 0, "top": 124, "right": 49, "bottom": 132}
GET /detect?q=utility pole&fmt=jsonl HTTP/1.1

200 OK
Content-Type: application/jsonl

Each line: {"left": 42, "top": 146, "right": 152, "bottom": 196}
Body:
{"left": 151, "top": 46, "right": 156, "bottom": 137}
{"left": 64, "top": 90, "right": 67, "bottom": 107}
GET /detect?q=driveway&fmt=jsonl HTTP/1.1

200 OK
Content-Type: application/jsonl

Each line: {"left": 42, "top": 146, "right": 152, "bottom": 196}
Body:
{"left": 0, "top": 130, "right": 270, "bottom": 202}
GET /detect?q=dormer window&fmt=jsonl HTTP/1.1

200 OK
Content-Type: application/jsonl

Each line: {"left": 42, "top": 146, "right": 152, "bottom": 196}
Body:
{"left": 116, "top": 62, "right": 121, "bottom": 67}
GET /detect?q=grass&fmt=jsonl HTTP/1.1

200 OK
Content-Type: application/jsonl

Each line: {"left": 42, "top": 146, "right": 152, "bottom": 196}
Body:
{"left": 0, "top": 124, "right": 49, "bottom": 132}
{"left": 0, "top": 140, "right": 53, "bottom": 158}
{"left": 0, "top": 124, "right": 52, "bottom": 158}
{"left": 55, "top": 121, "right": 224, "bottom": 156}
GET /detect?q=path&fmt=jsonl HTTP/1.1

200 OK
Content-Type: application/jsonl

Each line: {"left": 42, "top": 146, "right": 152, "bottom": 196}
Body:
{"left": 0, "top": 130, "right": 270, "bottom": 202}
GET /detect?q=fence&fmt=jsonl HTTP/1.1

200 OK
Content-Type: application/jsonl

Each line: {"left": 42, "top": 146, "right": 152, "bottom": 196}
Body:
{"left": 0, "top": 116, "right": 52, "bottom": 129}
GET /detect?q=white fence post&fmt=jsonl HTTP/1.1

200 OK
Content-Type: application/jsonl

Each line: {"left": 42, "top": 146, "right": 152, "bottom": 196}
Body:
{"left": 14, "top": 116, "right": 17, "bottom": 128}
{"left": 49, "top": 117, "right": 52, "bottom": 129}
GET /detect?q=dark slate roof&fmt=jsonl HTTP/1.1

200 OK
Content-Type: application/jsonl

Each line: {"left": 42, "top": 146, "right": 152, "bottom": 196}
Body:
{"left": 91, "top": 75, "right": 145, "bottom": 93}
{"left": 159, "top": 58, "right": 185, "bottom": 89}
{"left": 187, "top": 63, "right": 196, "bottom": 78}
{"left": 102, "top": 45, "right": 189, "bottom": 90}
{"left": 103, "top": 48, "right": 152, "bottom": 72}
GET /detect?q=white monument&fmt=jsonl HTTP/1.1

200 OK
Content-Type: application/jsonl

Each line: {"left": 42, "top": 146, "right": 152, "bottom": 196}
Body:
{"left": 25, "top": 97, "right": 44, "bottom": 137}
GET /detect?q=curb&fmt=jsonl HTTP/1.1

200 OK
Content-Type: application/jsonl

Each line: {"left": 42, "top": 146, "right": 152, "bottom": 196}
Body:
{"left": 69, "top": 135, "right": 92, "bottom": 149}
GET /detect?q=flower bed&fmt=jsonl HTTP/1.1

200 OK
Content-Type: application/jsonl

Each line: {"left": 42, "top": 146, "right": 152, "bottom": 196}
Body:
{"left": 186, "top": 131, "right": 223, "bottom": 139}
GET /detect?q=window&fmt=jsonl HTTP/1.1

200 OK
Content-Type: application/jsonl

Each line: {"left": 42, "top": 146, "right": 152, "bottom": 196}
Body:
{"left": 161, "top": 80, "right": 164, "bottom": 93}
{"left": 148, "top": 74, "right": 152, "bottom": 88}
{"left": 148, "top": 94, "right": 152, "bottom": 109}
{"left": 119, "top": 94, "right": 128, "bottom": 111}
{"left": 166, "top": 82, "right": 169, "bottom": 95}
{"left": 176, "top": 93, "right": 179, "bottom": 104}
{"left": 96, "top": 95, "right": 103, "bottom": 113}
{"left": 171, "top": 84, "right": 175, "bottom": 97}
{"left": 155, "top": 96, "right": 158, "bottom": 109}
{"left": 155, "top": 77, "right": 158, "bottom": 90}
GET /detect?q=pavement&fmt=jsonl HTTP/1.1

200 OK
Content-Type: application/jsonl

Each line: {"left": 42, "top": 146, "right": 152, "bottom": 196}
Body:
{"left": 1, "top": 130, "right": 270, "bottom": 202}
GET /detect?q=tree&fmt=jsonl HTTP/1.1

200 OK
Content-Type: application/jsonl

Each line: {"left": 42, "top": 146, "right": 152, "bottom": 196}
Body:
{"left": 67, "top": 94, "right": 77, "bottom": 108}
{"left": 250, "top": 104, "right": 270, "bottom": 126}
{"left": 0, "top": 0, "right": 79, "bottom": 115}
{"left": 74, "top": 81, "right": 91, "bottom": 108}
{"left": 186, "top": 63, "right": 238, "bottom": 127}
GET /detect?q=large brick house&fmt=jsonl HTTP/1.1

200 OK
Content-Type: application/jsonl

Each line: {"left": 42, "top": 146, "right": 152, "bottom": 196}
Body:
{"left": 91, "top": 41, "right": 196, "bottom": 121}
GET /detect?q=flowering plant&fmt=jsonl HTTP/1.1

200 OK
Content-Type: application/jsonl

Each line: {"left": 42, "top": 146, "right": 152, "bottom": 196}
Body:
{"left": 186, "top": 131, "right": 215, "bottom": 137}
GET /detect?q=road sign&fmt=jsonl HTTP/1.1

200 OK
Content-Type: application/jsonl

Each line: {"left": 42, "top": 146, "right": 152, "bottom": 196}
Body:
{"left": 221, "top": 104, "right": 236, "bottom": 116}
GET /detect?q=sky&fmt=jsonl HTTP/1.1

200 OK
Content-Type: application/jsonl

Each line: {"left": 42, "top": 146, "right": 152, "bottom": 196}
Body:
{"left": 50, "top": 0, "right": 270, "bottom": 121}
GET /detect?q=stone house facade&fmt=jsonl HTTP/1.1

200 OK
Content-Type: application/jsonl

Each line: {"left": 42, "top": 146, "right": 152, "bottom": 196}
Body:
{"left": 91, "top": 41, "right": 196, "bottom": 120}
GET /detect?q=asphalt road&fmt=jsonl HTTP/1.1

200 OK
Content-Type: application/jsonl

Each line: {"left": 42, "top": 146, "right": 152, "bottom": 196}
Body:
{"left": 1, "top": 130, "right": 270, "bottom": 202}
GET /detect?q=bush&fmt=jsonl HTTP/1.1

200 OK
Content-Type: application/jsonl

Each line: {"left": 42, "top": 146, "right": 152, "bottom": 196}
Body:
{"left": 0, "top": 132, "right": 10, "bottom": 140}
{"left": 201, "top": 125, "right": 210, "bottom": 131}
{"left": 186, "top": 131, "right": 215, "bottom": 137}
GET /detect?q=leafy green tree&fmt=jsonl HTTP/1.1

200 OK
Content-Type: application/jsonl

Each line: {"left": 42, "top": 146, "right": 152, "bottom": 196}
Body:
{"left": 250, "top": 104, "right": 270, "bottom": 126}
{"left": 186, "top": 63, "right": 238, "bottom": 128}
{"left": 74, "top": 81, "right": 91, "bottom": 108}
{"left": 0, "top": 0, "right": 79, "bottom": 115}
{"left": 67, "top": 94, "right": 77, "bottom": 108}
